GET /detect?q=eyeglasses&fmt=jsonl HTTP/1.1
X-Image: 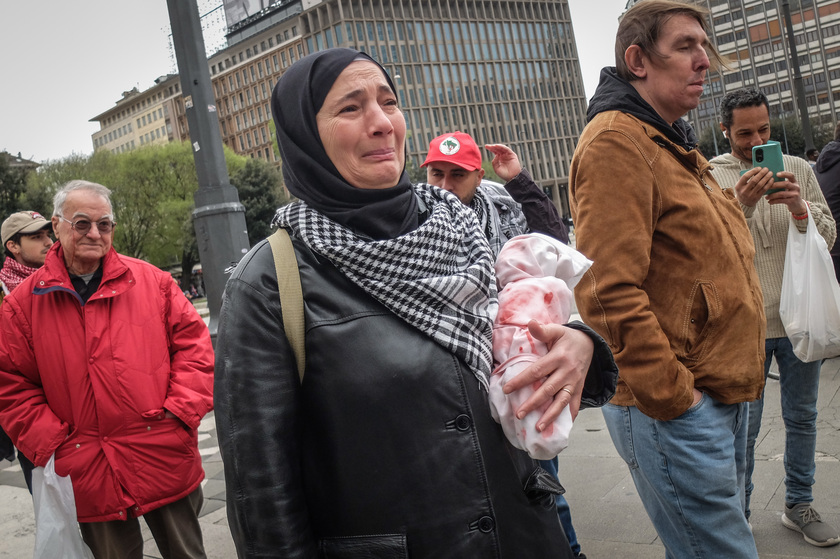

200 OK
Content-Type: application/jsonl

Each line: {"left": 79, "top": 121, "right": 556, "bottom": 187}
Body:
{"left": 58, "top": 216, "right": 115, "bottom": 235}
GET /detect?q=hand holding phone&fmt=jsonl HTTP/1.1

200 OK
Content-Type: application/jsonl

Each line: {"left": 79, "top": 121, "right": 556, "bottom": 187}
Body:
{"left": 752, "top": 141, "right": 785, "bottom": 196}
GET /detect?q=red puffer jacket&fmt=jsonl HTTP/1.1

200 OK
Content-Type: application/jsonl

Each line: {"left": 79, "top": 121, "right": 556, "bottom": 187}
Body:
{"left": 0, "top": 243, "right": 214, "bottom": 522}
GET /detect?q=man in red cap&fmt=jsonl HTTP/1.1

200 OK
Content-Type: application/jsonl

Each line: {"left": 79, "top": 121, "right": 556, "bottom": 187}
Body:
{"left": 422, "top": 131, "right": 568, "bottom": 255}
{"left": 0, "top": 209, "right": 54, "bottom": 491}
{"left": 423, "top": 131, "right": 590, "bottom": 558}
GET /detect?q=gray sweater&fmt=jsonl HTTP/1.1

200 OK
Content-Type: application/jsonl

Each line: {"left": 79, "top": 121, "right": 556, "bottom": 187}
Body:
{"left": 709, "top": 152, "right": 836, "bottom": 338}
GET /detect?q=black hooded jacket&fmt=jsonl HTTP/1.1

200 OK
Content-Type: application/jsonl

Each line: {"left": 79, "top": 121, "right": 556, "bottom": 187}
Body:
{"left": 586, "top": 67, "right": 697, "bottom": 150}
{"left": 815, "top": 140, "right": 840, "bottom": 259}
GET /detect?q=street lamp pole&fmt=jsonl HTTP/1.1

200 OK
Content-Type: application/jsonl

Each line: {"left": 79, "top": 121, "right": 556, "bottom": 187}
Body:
{"left": 781, "top": 0, "right": 815, "bottom": 152}
{"left": 166, "top": 0, "right": 250, "bottom": 340}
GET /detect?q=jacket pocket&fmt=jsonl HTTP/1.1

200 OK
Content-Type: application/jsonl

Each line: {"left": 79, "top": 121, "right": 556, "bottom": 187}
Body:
{"left": 320, "top": 533, "right": 408, "bottom": 559}
{"left": 678, "top": 280, "right": 721, "bottom": 362}
{"left": 524, "top": 465, "right": 564, "bottom": 509}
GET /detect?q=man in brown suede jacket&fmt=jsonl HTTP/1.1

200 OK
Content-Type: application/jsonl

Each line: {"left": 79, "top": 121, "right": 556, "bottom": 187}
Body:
{"left": 568, "top": 1, "right": 765, "bottom": 557}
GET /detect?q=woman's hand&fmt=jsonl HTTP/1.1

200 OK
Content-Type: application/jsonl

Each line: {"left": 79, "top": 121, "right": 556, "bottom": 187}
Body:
{"left": 502, "top": 320, "right": 594, "bottom": 431}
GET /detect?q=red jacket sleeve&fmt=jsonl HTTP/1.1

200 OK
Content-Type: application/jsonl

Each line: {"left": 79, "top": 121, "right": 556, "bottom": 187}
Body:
{"left": 0, "top": 297, "right": 69, "bottom": 466}
{"left": 161, "top": 276, "right": 214, "bottom": 429}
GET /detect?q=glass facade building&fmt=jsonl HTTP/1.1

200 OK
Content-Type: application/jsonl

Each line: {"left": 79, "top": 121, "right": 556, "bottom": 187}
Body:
{"left": 207, "top": 0, "right": 589, "bottom": 214}
{"left": 93, "top": 0, "right": 590, "bottom": 214}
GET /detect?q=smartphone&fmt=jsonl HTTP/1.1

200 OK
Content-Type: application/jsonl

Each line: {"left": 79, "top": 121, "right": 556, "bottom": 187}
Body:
{"left": 752, "top": 141, "right": 785, "bottom": 195}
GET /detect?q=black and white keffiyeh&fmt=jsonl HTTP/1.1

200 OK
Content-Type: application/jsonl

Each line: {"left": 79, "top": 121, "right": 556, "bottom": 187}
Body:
{"left": 470, "top": 182, "right": 530, "bottom": 257}
{"left": 470, "top": 187, "right": 498, "bottom": 256}
{"left": 273, "top": 184, "right": 497, "bottom": 388}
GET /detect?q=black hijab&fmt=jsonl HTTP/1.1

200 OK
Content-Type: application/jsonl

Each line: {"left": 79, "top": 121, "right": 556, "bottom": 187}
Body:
{"left": 271, "top": 48, "right": 418, "bottom": 240}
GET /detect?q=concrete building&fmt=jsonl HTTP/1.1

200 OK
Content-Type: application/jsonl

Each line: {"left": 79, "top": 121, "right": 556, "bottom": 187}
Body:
{"left": 205, "top": 0, "right": 305, "bottom": 165}
{"left": 208, "top": 0, "right": 589, "bottom": 214}
{"left": 691, "top": 0, "right": 840, "bottom": 152}
{"left": 90, "top": 74, "right": 188, "bottom": 155}
{"left": 0, "top": 151, "right": 39, "bottom": 173}
{"left": 91, "top": 0, "right": 590, "bottom": 215}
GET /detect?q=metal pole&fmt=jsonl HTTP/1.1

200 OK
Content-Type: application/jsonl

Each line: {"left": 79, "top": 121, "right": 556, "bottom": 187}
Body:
{"left": 166, "top": 0, "right": 250, "bottom": 340}
{"left": 780, "top": 109, "right": 791, "bottom": 154}
{"left": 781, "top": 0, "right": 815, "bottom": 152}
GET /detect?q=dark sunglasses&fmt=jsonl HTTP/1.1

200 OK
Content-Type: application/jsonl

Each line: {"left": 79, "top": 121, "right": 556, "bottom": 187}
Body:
{"left": 58, "top": 216, "right": 115, "bottom": 235}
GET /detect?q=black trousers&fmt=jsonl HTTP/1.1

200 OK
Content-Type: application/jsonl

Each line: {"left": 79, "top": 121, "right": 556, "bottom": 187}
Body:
{"left": 79, "top": 486, "right": 206, "bottom": 559}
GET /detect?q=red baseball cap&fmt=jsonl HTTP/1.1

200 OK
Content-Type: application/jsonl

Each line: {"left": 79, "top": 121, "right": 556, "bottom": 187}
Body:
{"left": 421, "top": 131, "right": 482, "bottom": 171}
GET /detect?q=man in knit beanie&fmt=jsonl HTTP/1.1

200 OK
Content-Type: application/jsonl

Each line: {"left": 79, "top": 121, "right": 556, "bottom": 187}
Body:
{"left": 709, "top": 88, "right": 838, "bottom": 548}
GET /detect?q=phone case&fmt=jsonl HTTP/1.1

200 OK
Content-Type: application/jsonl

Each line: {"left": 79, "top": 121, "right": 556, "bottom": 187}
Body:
{"left": 752, "top": 141, "right": 785, "bottom": 195}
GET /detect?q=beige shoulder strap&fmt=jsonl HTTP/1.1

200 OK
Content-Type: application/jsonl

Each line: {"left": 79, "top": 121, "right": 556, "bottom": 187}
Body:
{"left": 267, "top": 228, "right": 305, "bottom": 383}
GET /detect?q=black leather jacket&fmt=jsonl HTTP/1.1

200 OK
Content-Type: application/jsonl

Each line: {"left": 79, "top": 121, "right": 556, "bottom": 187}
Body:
{"left": 215, "top": 236, "right": 616, "bottom": 558}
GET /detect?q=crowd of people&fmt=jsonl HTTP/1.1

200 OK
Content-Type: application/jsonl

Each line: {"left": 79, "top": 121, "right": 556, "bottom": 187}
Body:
{"left": 1, "top": 0, "right": 840, "bottom": 557}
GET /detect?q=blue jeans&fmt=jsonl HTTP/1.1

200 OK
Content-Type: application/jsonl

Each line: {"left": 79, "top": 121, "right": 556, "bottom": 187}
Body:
{"left": 745, "top": 337, "right": 820, "bottom": 517}
{"left": 603, "top": 396, "right": 758, "bottom": 559}
{"left": 539, "top": 458, "right": 581, "bottom": 555}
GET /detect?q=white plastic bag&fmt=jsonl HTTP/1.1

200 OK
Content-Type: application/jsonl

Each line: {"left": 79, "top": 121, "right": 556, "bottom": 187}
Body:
{"left": 31, "top": 454, "right": 94, "bottom": 559}
{"left": 779, "top": 205, "right": 840, "bottom": 362}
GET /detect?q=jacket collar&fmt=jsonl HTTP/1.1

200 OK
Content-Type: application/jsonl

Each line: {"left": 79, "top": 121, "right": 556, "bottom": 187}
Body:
{"left": 587, "top": 67, "right": 698, "bottom": 151}
{"left": 612, "top": 111, "right": 713, "bottom": 178}
{"left": 35, "top": 242, "right": 134, "bottom": 298}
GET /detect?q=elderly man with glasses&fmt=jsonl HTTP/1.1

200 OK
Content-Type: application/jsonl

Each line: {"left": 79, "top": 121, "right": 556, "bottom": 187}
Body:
{"left": 0, "top": 180, "right": 214, "bottom": 559}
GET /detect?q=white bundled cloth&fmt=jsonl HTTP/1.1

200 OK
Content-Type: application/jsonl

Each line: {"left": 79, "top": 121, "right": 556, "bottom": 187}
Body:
{"left": 488, "top": 233, "right": 593, "bottom": 459}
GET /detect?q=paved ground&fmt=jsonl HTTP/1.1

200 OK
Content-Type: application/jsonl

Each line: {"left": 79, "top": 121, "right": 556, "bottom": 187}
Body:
{"left": 564, "top": 355, "right": 840, "bottom": 559}
{"left": 1, "top": 356, "right": 838, "bottom": 558}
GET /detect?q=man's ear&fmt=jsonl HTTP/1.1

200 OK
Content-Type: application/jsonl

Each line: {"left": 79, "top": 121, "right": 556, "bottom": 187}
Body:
{"left": 624, "top": 45, "right": 648, "bottom": 80}
{"left": 5, "top": 239, "right": 19, "bottom": 256}
{"left": 719, "top": 123, "right": 728, "bottom": 138}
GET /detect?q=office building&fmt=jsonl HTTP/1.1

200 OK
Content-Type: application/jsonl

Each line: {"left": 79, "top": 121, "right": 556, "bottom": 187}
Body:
{"left": 90, "top": 75, "right": 188, "bottom": 155}
{"left": 209, "top": 0, "right": 589, "bottom": 214}
{"left": 692, "top": 0, "right": 840, "bottom": 150}
{"left": 92, "top": 0, "right": 590, "bottom": 215}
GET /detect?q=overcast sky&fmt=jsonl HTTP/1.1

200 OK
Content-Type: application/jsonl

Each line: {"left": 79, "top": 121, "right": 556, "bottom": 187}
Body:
{"left": 0, "top": 0, "right": 627, "bottom": 163}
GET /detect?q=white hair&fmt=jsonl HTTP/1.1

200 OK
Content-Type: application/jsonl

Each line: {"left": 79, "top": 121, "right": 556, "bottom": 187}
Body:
{"left": 53, "top": 180, "right": 114, "bottom": 219}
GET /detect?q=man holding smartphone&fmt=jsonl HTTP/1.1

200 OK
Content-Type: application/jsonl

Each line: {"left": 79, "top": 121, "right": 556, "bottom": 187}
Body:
{"left": 709, "top": 87, "right": 838, "bottom": 547}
